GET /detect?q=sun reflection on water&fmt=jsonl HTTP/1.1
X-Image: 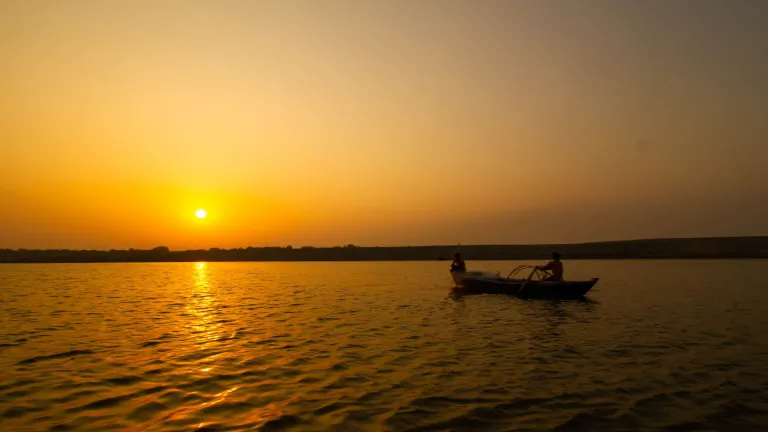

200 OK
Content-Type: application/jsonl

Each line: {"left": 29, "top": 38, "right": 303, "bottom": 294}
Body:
{"left": 186, "top": 262, "right": 223, "bottom": 349}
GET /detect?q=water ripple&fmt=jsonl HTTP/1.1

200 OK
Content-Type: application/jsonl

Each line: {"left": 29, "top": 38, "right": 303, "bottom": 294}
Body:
{"left": 17, "top": 349, "right": 95, "bottom": 365}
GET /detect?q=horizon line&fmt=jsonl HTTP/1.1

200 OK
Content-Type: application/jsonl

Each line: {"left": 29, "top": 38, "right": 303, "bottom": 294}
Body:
{"left": 3, "top": 234, "right": 767, "bottom": 252}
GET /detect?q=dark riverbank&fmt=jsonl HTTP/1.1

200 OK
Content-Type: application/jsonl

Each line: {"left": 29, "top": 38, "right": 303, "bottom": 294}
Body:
{"left": 2, "top": 236, "right": 767, "bottom": 263}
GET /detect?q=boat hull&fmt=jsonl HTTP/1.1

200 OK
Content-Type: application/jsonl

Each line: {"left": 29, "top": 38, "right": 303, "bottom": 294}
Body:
{"left": 451, "top": 271, "right": 598, "bottom": 299}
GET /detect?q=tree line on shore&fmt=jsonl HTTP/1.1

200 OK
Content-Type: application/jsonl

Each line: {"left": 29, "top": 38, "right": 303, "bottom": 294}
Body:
{"left": 1, "top": 237, "right": 767, "bottom": 263}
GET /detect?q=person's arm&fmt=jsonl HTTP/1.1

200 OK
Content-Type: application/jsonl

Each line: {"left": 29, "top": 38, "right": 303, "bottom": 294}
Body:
{"left": 537, "top": 261, "right": 552, "bottom": 270}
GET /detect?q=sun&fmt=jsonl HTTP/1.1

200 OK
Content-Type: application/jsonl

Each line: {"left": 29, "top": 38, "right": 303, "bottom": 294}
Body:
{"left": 195, "top": 209, "right": 207, "bottom": 219}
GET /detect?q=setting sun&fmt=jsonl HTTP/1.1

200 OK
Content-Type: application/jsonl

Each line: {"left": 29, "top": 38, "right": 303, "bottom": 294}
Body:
{"left": 195, "top": 209, "right": 207, "bottom": 219}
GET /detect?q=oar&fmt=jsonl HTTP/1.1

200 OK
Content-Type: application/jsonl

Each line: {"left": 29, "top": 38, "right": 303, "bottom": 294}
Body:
{"left": 518, "top": 267, "right": 538, "bottom": 296}
{"left": 518, "top": 267, "right": 552, "bottom": 296}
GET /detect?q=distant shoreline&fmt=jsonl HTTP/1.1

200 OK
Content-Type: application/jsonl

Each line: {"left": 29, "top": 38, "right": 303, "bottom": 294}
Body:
{"left": 2, "top": 236, "right": 767, "bottom": 263}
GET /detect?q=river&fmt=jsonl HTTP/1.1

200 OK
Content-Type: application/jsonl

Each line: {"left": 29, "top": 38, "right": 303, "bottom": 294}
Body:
{"left": 1, "top": 260, "right": 767, "bottom": 431}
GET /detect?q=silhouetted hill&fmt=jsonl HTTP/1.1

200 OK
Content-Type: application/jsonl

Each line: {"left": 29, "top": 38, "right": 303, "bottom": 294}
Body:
{"left": 1, "top": 237, "right": 767, "bottom": 263}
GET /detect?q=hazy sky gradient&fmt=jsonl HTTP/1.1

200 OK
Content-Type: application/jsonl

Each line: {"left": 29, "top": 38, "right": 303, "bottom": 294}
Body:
{"left": 2, "top": 0, "right": 767, "bottom": 249}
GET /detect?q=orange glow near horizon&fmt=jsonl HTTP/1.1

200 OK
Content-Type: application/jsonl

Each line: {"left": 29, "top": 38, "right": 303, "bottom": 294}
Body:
{"left": 1, "top": 1, "right": 767, "bottom": 250}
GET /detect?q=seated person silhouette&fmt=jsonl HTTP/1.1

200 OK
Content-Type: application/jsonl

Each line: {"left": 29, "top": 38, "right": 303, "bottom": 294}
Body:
{"left": 536, "top": 252, "right": 564, "bottom": 281}
{"left": 450, "top": 253, "right": 466, "bottom": 272}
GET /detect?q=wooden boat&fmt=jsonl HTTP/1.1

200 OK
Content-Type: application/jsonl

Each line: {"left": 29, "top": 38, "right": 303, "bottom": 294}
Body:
{"left": 450, "top": 265, "right": 598, "bottom": 299}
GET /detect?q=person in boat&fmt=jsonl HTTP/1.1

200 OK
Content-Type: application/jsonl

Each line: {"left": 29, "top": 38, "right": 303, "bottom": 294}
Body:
{"left": 450, "top": 253, "right": 466, "bottom": 272}
{"left": 536, "top": 252, "right": 564, "bottom": 281}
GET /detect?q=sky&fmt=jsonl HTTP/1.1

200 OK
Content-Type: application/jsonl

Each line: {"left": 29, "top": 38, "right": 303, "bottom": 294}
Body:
{"left": 1, "top": 0, "right": 767, "bottom": 249}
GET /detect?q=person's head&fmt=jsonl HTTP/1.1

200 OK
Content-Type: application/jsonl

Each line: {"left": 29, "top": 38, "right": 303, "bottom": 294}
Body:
{"left": 454, "top": 253, "right": 462, "bottom": 260}
{"left": 552, "top": 252, "right": 561, "bottom": 261}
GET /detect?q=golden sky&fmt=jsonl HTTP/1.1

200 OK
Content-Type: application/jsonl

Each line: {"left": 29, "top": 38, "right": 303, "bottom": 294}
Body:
{"left": 2, "top": 1, "right": 767, "bottom": 249}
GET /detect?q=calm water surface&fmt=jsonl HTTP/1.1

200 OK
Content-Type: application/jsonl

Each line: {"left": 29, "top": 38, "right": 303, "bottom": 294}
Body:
{"left": 1, "top": 260, "right": 767, "bottom": 431}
